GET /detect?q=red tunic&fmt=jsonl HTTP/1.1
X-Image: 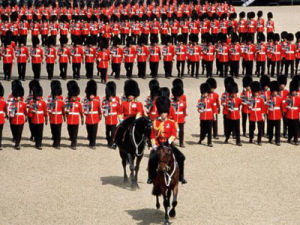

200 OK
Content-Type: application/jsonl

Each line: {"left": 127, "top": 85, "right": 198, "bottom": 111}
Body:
{"left": 102, "top": 97, "right": 121, "bottom": 125}
{"left": 162, "top": 45, "right": 175, "bottom": 62}
{"left": 83, "top": 98, "right": 101, "bottom": 124}
{"left": 97, "top": 49, "right": 110, "bottom": 69}
{"left": 226, "top": 97, "right": 242, "bottom": 120}
{"left": 0, "top": 97, "right": 7, "bottom": 124}
{"left": 229, "top": 44, "right": 242, "bottom": 61}
{"left": 266, "top": 20, "right": 275, "bottom": 33}
{"left": 243, "top": 44, "right": 256, "bottom": 61}
{"left": 110, "top": 47, "right": 123, "bottom": 64}
{"left": 150, "top": 118, "right": 177, "bottom": 146}
{"left": 48, "top": 99, "right": 65, "bottom": 124}
{"left": 136, "top": 45, "right": 149, "bottom": 62}
{"left": 71, "top": 46, "right": 84, "bottom": 63}
{"left": 175, "top": 44, "right": 187, "bottom": 61}
{"left": 149, "top": 46, "right": 161, "bottom": 62}
{"left": 1, "top": 46, "right": 14, "bottom": 64}
{"left": 16, "top": 46, "right": 29, "bottom": 63}
{"left": 248, "top": 97, "right": 265, "bottom": 122}
{"left": 28, "top": 100, "right": 48, "bottom": 124}
{"left": 197, "top": 97, "right": 215, "bottom": 120}
{"left": 65, "top": 100, "right": 83, "bottom": 125}
{"left": 8, "top": 100, "right": 27, "bottom": 125}
{"left": 188, "top": 45, "right": 202, "bottom": 62}
{"left": 256, "top": 43, "right": 267, "bottom": 62}
{"left": 171, "top": 98, "right": 187, "bottom": 124}
{"left": 283, "top": 96, "right": 300, "bottom": 119}
{"left": 266, "top": 96, "right": 283, "bottom": 120}
{"left": 123, "top": 46, "right": 136, "bottom": 63}
{"left": 84, "top": 47, "right": 96, "bottom": 63}
{"left": 284, "top": 44, "right": 296, "bottom": 61}
{"left": 58, "top": 47, "right": 71, "bottom": 63}
{"left": 30, "top": 47, "right": 43, "bottom": 64}
{"left": 120, "top": 100, "right": 144, "bottom": 120}
{"left": 45, "top": 47, "right": 56, "bottom": 64}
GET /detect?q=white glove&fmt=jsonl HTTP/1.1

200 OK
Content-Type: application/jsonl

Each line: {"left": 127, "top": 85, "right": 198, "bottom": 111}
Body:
{"left": 152, "top": 145, "right": 158, "bottom": 151}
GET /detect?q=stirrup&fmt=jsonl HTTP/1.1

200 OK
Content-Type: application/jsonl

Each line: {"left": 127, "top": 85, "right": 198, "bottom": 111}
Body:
{"left": 147, "top": 178, "right": 153, "bottom": 184}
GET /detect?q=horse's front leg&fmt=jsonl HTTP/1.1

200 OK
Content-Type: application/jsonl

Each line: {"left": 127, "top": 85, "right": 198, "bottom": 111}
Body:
{"left": 169, "top": 184, "right": 178, "bottom": 218}
{"left": 163, "top": 191, "right": 170, "bottom": 225}
{"left": 127, "top": 153, "right": 136, "bottom": 188}
{"left": 133, "top": 155, "right": 143, "bottom": 188}
{"left": 120, "top": 150, "right": 128, "bottom": 183}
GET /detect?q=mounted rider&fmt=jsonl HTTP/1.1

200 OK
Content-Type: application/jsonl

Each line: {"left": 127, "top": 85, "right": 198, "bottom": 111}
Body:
{"left": 147, "top": 96, "right": 187, "bottom": 184}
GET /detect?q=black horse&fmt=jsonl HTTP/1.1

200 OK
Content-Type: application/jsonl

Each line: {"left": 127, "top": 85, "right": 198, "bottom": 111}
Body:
{"left": 114, "top": 116, "right": 152, "bottom": 188}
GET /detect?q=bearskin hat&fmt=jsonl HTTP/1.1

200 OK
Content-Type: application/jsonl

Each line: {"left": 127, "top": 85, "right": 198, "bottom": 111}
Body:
{"left": 200, "top": 83, "right": 210, "bottom": 94}
{"left": 172, "top": 78, "right": 183, "bottom": 89}
{"left": 67, "top": 80, "right": 80, "bottom": 97}
{"left": 60, "top": 36, "right": 68, "bottom": 45}
{"left": 296, "top": 32, "right": 300, "bottom": 40}
{"left": 260, "top": 75, "right": 271, "bottom": 88}
{"left": 32, "top": 36, "right": 40, "bottom": 46}
{"left": 239, "top": 11, "right": 245, "bottom": 18}
{"left": 150, "top": 34, "right": 159, "bottom": 44}
{"left": 4, "top": 31, "right": 12, "bottom": 46}
{"left": 189, "top": 34, "right": 198, "bottom": 43}
{"left": 206, "top": 34, "right": 213, "bottom": 43}
{"left": 126, "top": 36, "right": 133, "bottom": 46}
{"left": 243, "top": 76, "right": 253, "bottom": 88}
{"left": 12, "top": 79, "right": 22, "bottom": 92}
{"left": 47, "top": 35, "right": 55, "bottom": 47}
{"left": 249, "top": 12, "right": 255, "bottom": 19}
{"left": 257, "top": 11, "right": 263, "bottom": 18}
{"left": 270, "top": 81, "right": 280, "bottom": 92}
{"left": 138, "top": 35, "right": 147, "bottom": 45}
{"left": 229, "top": 82, "right": 238, "bottom": 94}
{"left": 172, "top": 86, "right": 183, "bottom": 98}
{"left": 0, "top": 83, "right": 4, "bottom": 97}
{"left": 159, "top": 87, "right": 170, "bottom": 98}
{"left": 156, "top": 96, "right": 170, "bottom": 114}
{"left": 231, "top": 33, "right": 239, "bottom": 43}
{"left": 267, "top": 12, "right": 273, "bottom": 19}
{"left": 267, "top": 32, "right": 274, "bottom": 41}
{"left": 100, "top": 37, "right": 109, "bottom": 49}
{"left": 290, "top": 80, "right": 299, "bottom": 93}
{"left": 281, "top": 31, "right": 288, "bottom": 40}
{"left": 246, "top": 33, "right": 253, "bottom": 43}
{"left": 274, "top": 33, "right": 280, "bottom": 42}
{"left": 292, "top": 75, "right": 300, "bottom": 88}
{"left": 12, "top": 85, "right": 24, "bottom": 98}
{"left": 224, "top": 77, "right": 234, "bottom": 88}
{"left": 149, "top": 79, "right": 160, "bottom": 91}
{"left": 29, "top": 80, "right": 40, "bottom": 94}
{"left": 177, "top": 34, "right": 184, "bottom": 43}
{"left": 250, "top": 81, "right": 261, "bottom": 93}
{"left": 206, "top": 77, "right": 217, "bottom": 89}
{"left": 33, "top": 86, "right": 43, "bottom": 98}
{"left": 85, "top": 79, "right": 97, "bottom": 98}
{"left": 277, "top": 75, "right": 287, "bottom": 85}
{"left": 229, "top": 13, "right": 237, "bottom": 20}
{"left": 124, "top": 79, "right": 140, "bottom": 98}
{"left": 150, "top": 86, "right": 161, "bottom": 99}
{"left": 105, "top": 81, "right": 116, "bottom": 98}
{"left": 257, "top": 33, "right": 266, "bottom": 43}
{"left": 287, "top": 33, "right": 294, "bottom": 42}
{"left": 51, "top": 80, "right": 62, "bottom": 97}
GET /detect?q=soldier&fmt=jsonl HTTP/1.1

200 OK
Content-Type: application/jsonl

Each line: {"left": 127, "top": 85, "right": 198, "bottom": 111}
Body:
{"left": 270, "top": 33, "right": 282, "bottom": 77}
{"left": 216, "top": 33, "right": 229, "bottom": 77}
{"left": 256, "top": 11, "right": 264, "bottom": 40}
{"left": 266, "top": 81, "right": 283, "bottom": 146}
{"left": 229, "top": 33, "right": 241, "bottom": 78}
{"left": 102, "top": 82, "right": 121, "bottom": 148}
{"left": 83, "top": 80, "right": 101, "bottom": 149}
{"left": 49, "top": 16, "right": 59, "bottom": 46}
{"left": 162, "top": 35, "right": 175, "bottom": 78}
{"left": 284, "top": 33, "right": 296, "bottom": 77}
{"left": 136, "top": 35, "right": 149, "bottom": 79}
{"left": 266, "top": 12, "right": 275, "bottom": 40}
{"left": 238, "top": 11, "right": 247, "bottom": 43}
{"left": 296, "top": 32, "right": 300, "bottom": 75}
{"left": 58, "top": 36, "right": 71, "bottom": 80}
{"left": 70, "top": 37, "right": 84, "bottom": 79}
{"left": 147, "top": 96, "right": 187, "bottom": 184}
{"left": 65, "top": 81, "right": 84, "bottom": 150}
{"left": 28, "top": 86, "right": 48, "bottom": 150}
{"left": 188, "top": 34, "right": 202, "bottom": 78}
{"left": 197, "top": 83, "right": 215, "bottom": 147}
{"left": 40, "top": 16, "right": 49, "bottom": 46}
{"left": 243, "top": 34, "right": 256, "bottom": 76}
{"left": 110, "top": 36, "right": 123, "bottom": 79}
{"left": 123, "top": 36, "right": 136, "bottom": 79}
{"left": 19, "top": 15, "right": 29, "bottom": 46}
{"left": 246, "top": 12, "right": 256, "bottom": 43}
{"left": 0, "top": 83, "right": 6, "bottom": 150}
{"left": 256, "top": 33, "right": 267, "bottom": 77}
{"left": 149, "top": 35, "right": 160, "bottom": 78}
{"left": 47, "top": 80, "right": 64, "bottom": 149}
{"left": 30, "top": 37, "right": 43, "bottom": 80}
{"left": 260, "top": 75, "right": 271, "bottom": 136}
{"left": 84, "top": 36, "right": 97, "bottom": 79}
{"left": 224, "top": 82, "right": 242, "bottom": 146}
{"left": 175, "top": 34, "right": 187, "bottom": 78}
{"left": 267, "top": 33, "right": 274, "bottom": 75}
{"left": 45, "top": 36, "right": 57, "bottom": 80}
{"left": 8, "top": 83, "right": 26, "bottom": 150}
{"left": 240, "top": 76, "right": 253, "bottom": 137}
{"left": 249, "top": 81, "right": 265, "bottom": 145}
{"left": 207, "top": 78, "right": 220, "bottom": 139}
{"left": 278, "top": 76, "right": 290, "bottom": 138}
{"left": 284, "top": 80, "right": 300, "bottom": 145}
{"left": 96, "top": 37, "right": 110, "bottom": 83}
{"left": 221, "top": 77, "right": 234, "bottom": 136}
{"left": 1, "top": 32, "right": 14, "bottom": 81}
{"left": 16, "top": 38, "right": 29, "bottom": 81}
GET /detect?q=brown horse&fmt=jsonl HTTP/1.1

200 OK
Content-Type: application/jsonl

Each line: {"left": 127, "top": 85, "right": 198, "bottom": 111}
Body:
{"left": 152, "top": 146, "right": 180, "bottom": 225}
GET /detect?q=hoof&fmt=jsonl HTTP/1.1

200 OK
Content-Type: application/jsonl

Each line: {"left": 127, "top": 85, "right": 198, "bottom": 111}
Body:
{"left": 169, "top": 208, "right": 176, "bottom": 218}
{"left": 156, "top": 203, "right": 160, "bottom": 209}
{"left": 164, "top": 220, "right": 170, "bottom": 225}
{"left": 123, "top": 177, "right": 129, "bottom": 184}
{"left": 131, "top": 181, "right": 139, "bottom": 189}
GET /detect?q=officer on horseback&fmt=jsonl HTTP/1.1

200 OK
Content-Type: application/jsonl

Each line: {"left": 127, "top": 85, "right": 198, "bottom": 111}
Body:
{"left": 147, "top": 96, "right": 187, "bottom": 184}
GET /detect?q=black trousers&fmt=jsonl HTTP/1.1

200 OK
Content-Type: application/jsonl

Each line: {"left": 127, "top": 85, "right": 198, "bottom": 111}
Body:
{"left": 285, "top": 60, "right": 294, "bottom": 77}
{"left": 213, "top": 114, "right": 218, "bottom": 138}
{"left": 206, "top": 61, "right": 213, "bottom": 77}
{"left": 171, "top": 33, "right": 177, "bottom": 45}
{"left": 28, "top": 118, "right": 34, "bottom": 139}
{"left": 267, "top": 59, "right": 271, "bottom": 74}
{"left": 148, "top": 145, "right": 185, "bottom": 180}
{"left": 51, "top": 35, "right": 57, "bottom": 46}
{"left": 67, "top": 124, "right": 79, "bottom": 147}
{"left": 99, "top": 68, "right": 107, "bottom": 82}
{"left": 72, "top": 63, "right": 81, "bottom": 79}
{"left": 164, "top": 61, "right": 173, "bottom": 78}
{"left": 283, "top": 115, "right": 288, "bottom": 137}
{"left": 141, "top": 34, "right": 149, "bottom": 45}
{"left": 296, "top": 59, "right": 300, "bottom": 75}
{"left": 190, "top": 61, "right": 199, "bottom": 77}
{"left": 150, "top": 62, "right": 159, "bottom": 78}
{"left": 225, "top": 119, "right": 241, "bottom": 144}
{"left": 256, "top": 61, "right": 265, "bottom": 76}
{"left": 33, "top": 124, "right": 44, "bottom": 147}
{"left": 46, "top": 63, "right": 54, "bottom": 80}
{"left": 50, "top": 124, "right": 62, "bottom": 147}
{"left": 223, "top": 114, "right": 227, "bottom": 136}
{"left": 106, "top": 124, "right": 116, "bottom": 145}
{"left": 230, "top": 60, "right": 239, "bottom": 77}
{"left": 0, "top": 124, "right": 3, "bottom": 147}
{"left": 85, "top": 62, "right": 94, "bottom": 78}
{"left": 3, "top": 63, "right": 12, "bottom": 80}
{"left": 176, "top": 61, "right": 185, "bottom": 77}
{"left": 137, "top": 62, "right": 146, "bottom": 78}
{"left": 178, "top": 123, "right": 184, "bottom": 145}
{"left": 161, "top": 34, "right": 167, "bottom": 45}
{"left": 41, "top": 35, "right": 48, "bottom": 46}
{"left": 18, "top": 63, "right": 26, "bottom": 80}
{"left": 32, "top": 63, "right": 41, "bottom": 79}
{"left": 267, "top": 120, "right": 281, "bottom": 144}
{"left": 244, "top": 60, "right": 253, "bottom": 76}
{"left": 121, "top": 34, "right": 128, "bottom": 45}
{"left": 182, "top": 33, "right": 188, "bottom": 44}
{"left": 60, "top": 63, "right": 68, "bottom": 79}
{"left": 219, "top": 62, "right": 228, "bottom": 77}
{"left": 125, "top": 62, "right": 133, "bottom": 78}
{"left": 270, "top": 61, "right": 281, "bottom": 77}
{"left": 112, "top": 63, "right": 121, "bottom": 79}
{"left": 281, "top": 58, "right": 285, "bottom": 74}
{"left": 19, "top": 35, "right": 27, "bottom": 45}
{"left": 200, "top": 120, "right": 212, "bottom": 144}
{"left": 249, "top": 121, "right": 263, "bottom": 143}
{"left": 11, "top": 124, "right": 23, "bottom": 147}
{"left": 288, "top": 119, "right": 299, "bottom": 143}
{"left": 86, "top": 124, "right": 98, "bottom": 147}
{"left": 242, "top": 113, "right": 249, "bottom": 135}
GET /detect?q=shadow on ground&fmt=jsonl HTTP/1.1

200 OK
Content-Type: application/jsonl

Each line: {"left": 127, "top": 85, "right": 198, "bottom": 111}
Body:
{"left": 125, "top": 208, "right": 165, "bottom": 225}
{"left": 100, "top": 176, "right": 139, "bottom": 191}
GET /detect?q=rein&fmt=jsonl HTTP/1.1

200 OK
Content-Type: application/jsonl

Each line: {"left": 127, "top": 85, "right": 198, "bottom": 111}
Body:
{"left": 164, "top": 153, "right": 177, "bottom": 187}
{"left": 131, "top": 123, "right": 145, "bottom": 157}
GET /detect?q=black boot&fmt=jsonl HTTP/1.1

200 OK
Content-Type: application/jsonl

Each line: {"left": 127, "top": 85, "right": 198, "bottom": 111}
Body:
{"left": 179, "top": 162, "right": 187, "bottom": 184}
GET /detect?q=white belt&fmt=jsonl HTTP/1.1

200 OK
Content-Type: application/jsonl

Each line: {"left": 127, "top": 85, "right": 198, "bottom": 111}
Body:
{"left": 219, "top": 53, "right": 228, "bottom": 55}
{"left": 251, "top": 108, "right": 261, "bottom": 111}
{"left": 33, "top": 111, "right": 44, "bottom": 114}
{"left": 61, "top": 54, "right": 68, "bottom": 57}
{"left": 151, "top": 112, "right": 157, "bottom": 115}
{"left": 269, "top": 107, "right": 280, "bottom": 110}
{"left": 47, "top": 55, "right": 54, "bottom": 57}
{"left": 175, "top": 112, "right": 184, "bottom": 115}
{"left": 125, "top": 54, "right": 133, "bottom": 57}
{"left": 74, "top": 54, "right": 81, "bottom": 56}
{"left": 229, "top": 107, "right": 239, "bottom": 111}
{"left": 151, "top": 54, "right": 159, "bottom": 56}
{"left": 206, "top": 53, "right": 213, "bottom": 55}
{"left": 202, "top": 109, "right": 212, "bottom": 112}
{"left": 51, "top": 112, "right": 62, "bottom": 115}
{"left": 86, "top": 111, "right": 98, "bottom": 114}
{"left": 286, "top": 51, "right": 295, "bottom": 54}
{"left": 287, "top": 106, "right": 298, "bottom": 110}
{"left": 0, "top": 111, "right": 4, "bottom": 114}
{"left": 273, "top": 52, "right": 280, "bottom": 54}
{"left": 15, "top": 113, "right": 24, "bottom": 116}
{"left": 68, "top": 112, "right": 79, "bottom": 115}
{"left": 108, "top": 112, "right": 117, "bottom": 115}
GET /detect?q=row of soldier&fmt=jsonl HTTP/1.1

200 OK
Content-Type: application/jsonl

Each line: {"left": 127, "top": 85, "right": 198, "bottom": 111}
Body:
{"left": 0, "top": 75, "right": 299, "bottom": 151}
{"left": 1, "top": 30, "right": 300, "bottom": 81}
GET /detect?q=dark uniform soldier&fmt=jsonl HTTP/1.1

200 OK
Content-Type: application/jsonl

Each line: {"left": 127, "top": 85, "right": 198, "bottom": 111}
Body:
{"left": 147, "top": 96, "right": 187, "bottom": 184}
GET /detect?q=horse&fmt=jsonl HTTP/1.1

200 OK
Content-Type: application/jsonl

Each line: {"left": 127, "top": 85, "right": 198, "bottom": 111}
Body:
{"left": 152, "top": 146, "right": 180, "bottom": 225}
{"left": 115, "top": 116, "right": 152, "bottom": 188}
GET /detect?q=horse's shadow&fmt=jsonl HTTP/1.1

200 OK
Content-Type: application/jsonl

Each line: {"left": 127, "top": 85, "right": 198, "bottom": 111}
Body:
{"left": 125, "top": 208, "right": 165, "bottom": 225}
{"left": 100, "top": 176, "right": 139, "bottom": 191}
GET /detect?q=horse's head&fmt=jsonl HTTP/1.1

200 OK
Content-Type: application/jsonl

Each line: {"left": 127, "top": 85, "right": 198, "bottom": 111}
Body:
{"left": 157, "top": 146, "right": 174, "bottom": 173}
{"left": 134, "top": 116, "right": 152, "bottom": 139}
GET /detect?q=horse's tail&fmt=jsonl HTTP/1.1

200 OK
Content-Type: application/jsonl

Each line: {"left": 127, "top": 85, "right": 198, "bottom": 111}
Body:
{"left": 152, "top": 185, "right": 161, "bottom": 196}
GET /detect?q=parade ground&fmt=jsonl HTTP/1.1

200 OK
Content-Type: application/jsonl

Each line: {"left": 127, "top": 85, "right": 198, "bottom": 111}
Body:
{"left": 1, "top": 6, "right": 300, "bottom": 225}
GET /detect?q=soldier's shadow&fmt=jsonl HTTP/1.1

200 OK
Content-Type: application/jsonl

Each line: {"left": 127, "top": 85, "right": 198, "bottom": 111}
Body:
{"left": 100, "top": 176, "right": 137, "bottom": 191}
{"left": 125, "top": 208, "right": 165, "bottom": 225}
